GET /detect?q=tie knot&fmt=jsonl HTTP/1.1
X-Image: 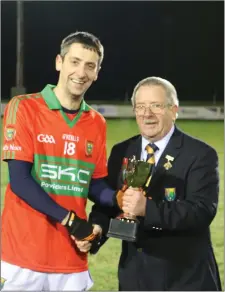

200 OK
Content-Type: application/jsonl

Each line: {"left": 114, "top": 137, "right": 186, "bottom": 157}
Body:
{"left": 145, "top": 143, "right": 158, "bottom": 154}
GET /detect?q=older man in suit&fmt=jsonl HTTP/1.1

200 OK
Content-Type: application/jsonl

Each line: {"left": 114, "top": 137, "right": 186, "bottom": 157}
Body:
{"left": 85, "top": 77, "right": 221, "bottom": 291}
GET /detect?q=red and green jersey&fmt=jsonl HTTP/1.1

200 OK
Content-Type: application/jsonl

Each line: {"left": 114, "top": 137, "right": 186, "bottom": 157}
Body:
{"left": 1, "top": 84, "right": 107, "bottom": 273}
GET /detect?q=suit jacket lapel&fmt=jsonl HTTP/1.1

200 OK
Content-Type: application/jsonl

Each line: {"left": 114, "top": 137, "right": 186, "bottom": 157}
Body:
{"left": 117, "top": 129, "right": 183, "bottom": 189}
{"left": 125, "top": 135, "right": 142, "bottom": 160}
{"left": 149, "top": 127, "right": 184, "bottom": 188}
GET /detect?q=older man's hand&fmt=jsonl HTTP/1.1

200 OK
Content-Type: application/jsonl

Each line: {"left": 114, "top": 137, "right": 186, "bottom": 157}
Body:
{"left": 122, "top": 187, "right": 147, "bottom": 217}
{"left": 73, "top": 224, "right": 102, "bottom": 253}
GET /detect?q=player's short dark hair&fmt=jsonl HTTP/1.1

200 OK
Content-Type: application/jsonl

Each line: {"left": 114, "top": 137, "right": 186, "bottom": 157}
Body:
{"left": 60, "top": 31, "right": 104, "bottom": 65}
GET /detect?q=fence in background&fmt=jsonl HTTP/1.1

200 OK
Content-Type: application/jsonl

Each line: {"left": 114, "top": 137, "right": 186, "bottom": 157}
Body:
{"left": 1, "top": 103, "right": 224, "bottom": 120}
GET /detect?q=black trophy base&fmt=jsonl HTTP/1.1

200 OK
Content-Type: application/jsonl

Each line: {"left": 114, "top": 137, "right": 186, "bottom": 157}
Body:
{"left": 107, "top": 217, "right": 139, "bottom": 242}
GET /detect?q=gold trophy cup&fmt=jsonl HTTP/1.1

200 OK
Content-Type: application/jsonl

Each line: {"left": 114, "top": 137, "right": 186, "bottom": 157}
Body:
{"left": 107, "top": 156, "right": 153, "bottom": 242}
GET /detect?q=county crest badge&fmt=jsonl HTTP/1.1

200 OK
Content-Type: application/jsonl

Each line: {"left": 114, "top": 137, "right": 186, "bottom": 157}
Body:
{"left": 85, "top": 140, "right": 94, "bottom": 156}
{"left": 5, "top": 125, "right": 16, "bottom": 141}
{"left": 165, "top": 188, "right": 176, "bottom": 201}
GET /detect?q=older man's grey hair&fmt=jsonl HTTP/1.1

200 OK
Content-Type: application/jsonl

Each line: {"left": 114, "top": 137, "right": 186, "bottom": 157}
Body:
{"left": 131, "top": 77, "right": 179, "bottom": 107}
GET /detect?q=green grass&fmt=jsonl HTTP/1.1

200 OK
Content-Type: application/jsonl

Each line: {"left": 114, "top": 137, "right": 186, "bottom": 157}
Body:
{"left": 1, "top": 119, "right": 224, "bottom": 290}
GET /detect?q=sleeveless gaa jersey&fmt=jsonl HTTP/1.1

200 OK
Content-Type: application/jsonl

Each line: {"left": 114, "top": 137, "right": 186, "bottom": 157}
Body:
{"left": 1, "top": 84, "right": 107, "bottom": 273}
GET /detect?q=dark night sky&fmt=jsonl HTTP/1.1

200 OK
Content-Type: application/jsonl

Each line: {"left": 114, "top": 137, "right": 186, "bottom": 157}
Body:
{"left": 1, "top": 1, "right": 224, "bottom": 102}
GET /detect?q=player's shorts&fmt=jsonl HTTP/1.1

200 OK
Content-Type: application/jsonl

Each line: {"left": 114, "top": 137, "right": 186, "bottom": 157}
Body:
{"left": 1, "top": 261, "right": 93, "bottom": 291}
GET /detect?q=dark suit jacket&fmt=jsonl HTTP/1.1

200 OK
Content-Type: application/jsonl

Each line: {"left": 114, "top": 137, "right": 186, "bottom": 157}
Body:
{"left": 90, "top": 127, "right": 222, "bottom": 291}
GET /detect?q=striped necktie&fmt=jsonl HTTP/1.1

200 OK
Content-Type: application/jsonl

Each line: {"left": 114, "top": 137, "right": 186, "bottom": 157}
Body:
{"left": 144, "top": 143, "right": 159, "bottom": 190}
{"left": 146, "top": 143, "right": 159, "bottom": 165}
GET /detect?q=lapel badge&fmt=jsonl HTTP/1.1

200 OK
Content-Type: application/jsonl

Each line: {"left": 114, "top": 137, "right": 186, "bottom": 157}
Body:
{"left": 163, "top": 154, "right": 174, "bottom": 170}
{"left": 85, "top": 140, "right": 94, "bottom": 157}
{"left": 165, "top": 188, "right": 176, "bottom": 201}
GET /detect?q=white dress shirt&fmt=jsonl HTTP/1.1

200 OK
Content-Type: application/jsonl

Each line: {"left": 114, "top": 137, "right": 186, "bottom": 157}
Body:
{"left": 141, "top": 125, "right": 175, "bottom": 166}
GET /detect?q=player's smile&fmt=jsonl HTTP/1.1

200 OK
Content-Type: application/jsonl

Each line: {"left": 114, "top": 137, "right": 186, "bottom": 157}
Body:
{"left": 70, "top": 78, "right": 86, "bottom": 87}
{"left": 71, "top": 79, "right": 85, "bottom": 85}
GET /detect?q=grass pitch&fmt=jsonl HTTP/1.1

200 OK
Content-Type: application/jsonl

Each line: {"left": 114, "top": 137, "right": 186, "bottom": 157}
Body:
{"left": 1, "top": 119, "right": 224, "bottom": 290}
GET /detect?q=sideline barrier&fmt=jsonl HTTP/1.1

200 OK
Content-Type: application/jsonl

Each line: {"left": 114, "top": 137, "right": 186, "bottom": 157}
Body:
{"left": 1, "top": 103, "right": 224, "bottom": 120}
{"left": 90, "top": 104, "right": 224, "bottom": 120}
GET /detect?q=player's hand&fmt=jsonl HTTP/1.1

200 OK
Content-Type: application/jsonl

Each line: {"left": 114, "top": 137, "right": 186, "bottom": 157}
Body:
{"left": 74, "top": 239, "right": 92, "bottom": 253}
{"left": 63, "top": 211, "right": 96, "bottom": 241}
{"left": 92, "top": 224, "right": 103, "bottom": 238}
{"left": 73, "top": 225, "right": 102, "bottom": 253}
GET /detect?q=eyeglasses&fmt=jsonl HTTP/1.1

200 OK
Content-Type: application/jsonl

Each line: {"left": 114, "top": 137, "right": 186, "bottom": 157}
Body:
{"left": 135, "top": 103, "right": 171, "bottom": 115}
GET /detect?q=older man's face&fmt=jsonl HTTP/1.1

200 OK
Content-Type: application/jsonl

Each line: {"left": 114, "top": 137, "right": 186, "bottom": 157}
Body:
{"left": 134, "top": 85, "right": 178, "bottom": 142}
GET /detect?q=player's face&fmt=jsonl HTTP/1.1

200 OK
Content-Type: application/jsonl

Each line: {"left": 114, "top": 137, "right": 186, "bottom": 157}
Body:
{"left": 56, "top": 43, "right": 100, "bottom": 98}
{"left": 134, "top": 85, "right": 178, "bottom": 142}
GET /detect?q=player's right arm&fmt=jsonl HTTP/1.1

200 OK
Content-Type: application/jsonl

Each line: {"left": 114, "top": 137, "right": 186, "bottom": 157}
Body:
{"left": 2, "top": 96, "right": 96, "bottom": 240}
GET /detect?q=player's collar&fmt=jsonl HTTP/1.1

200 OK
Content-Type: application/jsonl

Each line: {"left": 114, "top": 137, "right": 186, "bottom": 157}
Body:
{"left": 41, "top": 84, "right": 90, "bottom": 111}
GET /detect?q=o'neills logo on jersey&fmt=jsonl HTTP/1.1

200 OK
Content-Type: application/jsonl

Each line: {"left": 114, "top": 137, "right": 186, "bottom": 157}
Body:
{"left": 37, "top": 134, "right": 56, "bottom": 144}
{"left": 62, "top": 134, "right": 79, "bottom": 142}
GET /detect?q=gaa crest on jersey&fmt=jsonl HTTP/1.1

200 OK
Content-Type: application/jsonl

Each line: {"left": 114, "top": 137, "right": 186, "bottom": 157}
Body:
{"left": 1, "top": 277, "right": 6, "bottom": 289}
{"left": 85, "top": 140, "right": 94, "bottom": 156}
{"left": 5, "top": 125, "right": 16, "bottom": 141}
{"left": 165, "top": 188, "right": 176, "bottom": 201}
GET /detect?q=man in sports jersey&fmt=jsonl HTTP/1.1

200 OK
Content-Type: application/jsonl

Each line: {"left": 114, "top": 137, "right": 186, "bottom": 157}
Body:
{"left": 1, "top": 31, "right": 127, "bottom": 291}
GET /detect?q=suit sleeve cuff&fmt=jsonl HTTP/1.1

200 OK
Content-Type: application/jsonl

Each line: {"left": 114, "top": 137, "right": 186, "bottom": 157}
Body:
{"left": 144, "top": 199, "right": 162, "bottom": 230}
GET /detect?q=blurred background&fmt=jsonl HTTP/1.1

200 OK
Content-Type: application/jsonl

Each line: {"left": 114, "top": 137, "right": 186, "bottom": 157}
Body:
{"left": 1, "top": 0, "right": 224, "bottom": 104}
{"left": 1, "top": 1, "right": 224, "bottom": 290}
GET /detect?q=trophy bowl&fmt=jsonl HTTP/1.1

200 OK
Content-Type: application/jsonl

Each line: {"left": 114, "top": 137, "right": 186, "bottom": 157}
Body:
{"left": 107, "top": 156, "right": 152, "bottom": 242}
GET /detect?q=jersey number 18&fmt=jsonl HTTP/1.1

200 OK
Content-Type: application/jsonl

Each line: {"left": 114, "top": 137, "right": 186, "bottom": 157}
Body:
{"left": 63, "top": 142, "right": 76, "bottom": 155}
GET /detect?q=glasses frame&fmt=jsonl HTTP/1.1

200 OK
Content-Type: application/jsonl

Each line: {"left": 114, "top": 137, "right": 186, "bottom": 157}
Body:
{"left": 134, "top": 103, "right": 173, "bottom": 115}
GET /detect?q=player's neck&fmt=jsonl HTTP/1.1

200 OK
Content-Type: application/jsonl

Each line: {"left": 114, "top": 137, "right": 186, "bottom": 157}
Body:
{"left": 53, "top": 86, "right": 83, "bottom": 110}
